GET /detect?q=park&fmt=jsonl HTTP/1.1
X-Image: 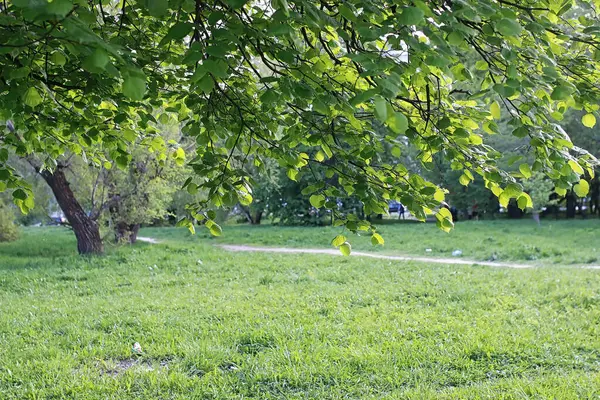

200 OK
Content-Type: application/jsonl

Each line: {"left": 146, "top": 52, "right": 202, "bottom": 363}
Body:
{"left": 2, "top": 0, "right": 600, "bottom": 398}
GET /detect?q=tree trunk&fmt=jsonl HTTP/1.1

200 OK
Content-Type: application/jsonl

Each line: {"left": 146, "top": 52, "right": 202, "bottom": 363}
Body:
{"left": 532, "top": 212, "right": 540, "bottom": 226}
{"left": 252, "top": 211, "right": 263, "bottom": 225}
{"left": 41, "top": 168, "right": 104, "bottom": 255}
{"left": 566, "top": 192, "right": 576, "bottom": 218}
{"left": 240, "top": 204, "right": 263, "bottom": 225}
{"left": 115, "top": 222, "right": 140, "bottom": 244}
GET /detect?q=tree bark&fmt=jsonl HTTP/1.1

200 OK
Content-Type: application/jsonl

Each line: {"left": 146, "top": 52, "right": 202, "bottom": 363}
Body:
{"left": 566, "top": 192, "right": 576, "bottom": 219}
{"left": 115, "top": 222, "right": 139, "bottom": 244}
{"left": 41, "top": 167, "right": 104, "bottom": 255}
{"left": 240, "top": 204, "right": 263, "bottom": 224}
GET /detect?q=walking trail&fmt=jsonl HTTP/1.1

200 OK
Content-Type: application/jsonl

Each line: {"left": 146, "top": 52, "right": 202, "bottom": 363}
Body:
{"left": 137, "top": 237, "right": 600, "bottom": 270}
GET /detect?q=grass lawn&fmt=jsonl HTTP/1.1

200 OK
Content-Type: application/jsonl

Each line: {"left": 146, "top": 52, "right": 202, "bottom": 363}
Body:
{"left": 143, "top": 218, "right": 600, "bottom": 265}
{"left": 1, "top": 226, "right": 600, "bottom": 399}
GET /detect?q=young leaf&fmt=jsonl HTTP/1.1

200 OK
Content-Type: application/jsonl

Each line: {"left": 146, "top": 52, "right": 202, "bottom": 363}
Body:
{"left": 22, "top": 87, "right": 43, "bottom": 108}
{"left": 568, "top": 160, "right": 584, "bottom": 175}
{"left": 582, "top": 113, "right": 596, "bottom": 128}
{"left": 309, "top": 194, "right": 325, "bottom": 208}
{"left": 339, "top": 242, "right": 352, "bottom": 256}
{"left": 331, "top": 235, "right": 346, "bottom": 247}
{"left": 573, "top": 180, "right": 589, "bottom": 197}
{"left": 519, "top": 163, "right": 532, "bottom": 178}
{"left": 371, "top": 233, "right": 384, "bottom": 246}
{"left": 517, "top": 193, "right": 533, "bottom": 210}
{"left": 490, "top": 101, "right": 501, "bottom": 120}
{"left": 209, "top": 223, "right": 223, "bottom": 236}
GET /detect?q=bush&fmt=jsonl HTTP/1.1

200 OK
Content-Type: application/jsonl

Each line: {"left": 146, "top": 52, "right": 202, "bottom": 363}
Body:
{"left": 0, "top": 202, "right": 20, "bottom": 242}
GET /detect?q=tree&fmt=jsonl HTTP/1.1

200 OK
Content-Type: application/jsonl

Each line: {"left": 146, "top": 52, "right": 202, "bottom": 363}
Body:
{"left": 522, "top": 171, "right": 555, "bottom": 225}
{"left": 2, "top": 0, "right": 600, "bottom": 254}
{"left": 104, "top": 142, "right": 186, "bottom": 243}
{"left": 0, "top": 200, "right": 19, "bottom": 242}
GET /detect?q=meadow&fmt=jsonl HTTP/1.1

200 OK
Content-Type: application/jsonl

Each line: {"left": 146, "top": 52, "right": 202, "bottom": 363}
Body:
{"left": 1, "top": 221, "right": 599, "bottom": 399}
{"left": 145, "top": 218, "right": 600, "bottom": 265}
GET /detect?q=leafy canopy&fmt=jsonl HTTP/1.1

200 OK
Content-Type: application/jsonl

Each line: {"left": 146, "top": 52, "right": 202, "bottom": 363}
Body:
{"left": 1, "top": 0, "right": 599, "bottom": 247}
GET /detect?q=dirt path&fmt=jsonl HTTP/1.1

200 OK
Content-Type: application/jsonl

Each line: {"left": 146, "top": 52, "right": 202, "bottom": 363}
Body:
{"left": 137, "top": 237, "right": 160, "bottom": 244}
{"left": 219, "top": 244, "right": 536, "bottom": 269}
{"left": 137, "top": 238, "right": 600, "bottom": 270}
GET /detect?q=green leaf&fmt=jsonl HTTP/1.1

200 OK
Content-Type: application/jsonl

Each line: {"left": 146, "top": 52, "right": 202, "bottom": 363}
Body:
{"left": 339, "top": 242, "right": 352, "bottom": 256}
{"left": 555, "top": 187, "right": 567, "bottom": 196}
{"left": 309, "top": 194, "right": 325, "bottom": 208}
{"left": 238, "top": 191, "right": 253, "bottom": 206}
{"left": 47, "top": 0, "right": 73, "bottom": 17}
{"left": 22, "top": 87, "right": 43, "bottom": 108}
{"left": 331, "top": 235, "right": 346, "bottom": 247}
{"left": 550, "top": 85, "right": 572, "bottom": 100}
{"left": 490, "top": 101, "right": 501, "bottom": 120}
{"left": 209, "top": 222, "right": 223, "bottom": 237}
{"left": 447, "top": 31, "right": 464, "bottom": 46}
{"left": 50, "top": 52, "right": 67, "bottom": 66}
{"left": 504, "top": 183, "right": 523, "bottom": 198}
{"left": 519, "top": 163, "right": 532, "bottom": 178}
{"left": 12, "top": 189, "right": 27, "bottom": 200}
{"left": 160, "top": 22, "right": 194, "bottom": 46}
{"left": 287, "top": 169, "right": 298, "bottom": 181}
{"left": 122, "top": 69, "right": 146, "bottom": 100}
{"left": 517, "top": 193, "right": 533, "bottom": 210}
{"left": 371, "top": 232, "right": 384, "bottom": 246}
{"left": 387, "top": 112, "right": 408, "bottom": 134}
{"left": 434, "top": 188, "right": 445, "bottom": 202}
{"left": 83, "top": 47, "right": 109, "bottom": 73}
{"left": 573, "top": 180, "right": 589, "bottom": 197}
{"left": 438, "top": 207, "right": 452, "bottom": 221}
{"left": 147, "top": 0, "right": 168, "bottom": 16}
{"left": 187, "top": 182, "right": 198, "bottom": 195}
{"left": 398, "top": 6, "right": 424, "bottom": 25}
{"left": 373, "top": 96, "right": 387, "bottom": 122}
{"left": 197, "top": 75, "right": 215, "bottom": 94}
{"left": 10, "top": 67, "right": 30, "bottom": 79}
{"left": 582, "top": 113, "right": 596, "bottom": 128}
{"left": 224, "top": 0, "right": 247, "bottom": 8}
{"left": 496, "top": 18, "right": 522, "bottom": 36}
{"left": 568, "top": 160, "right": 584, "bottom": 175}
{"left": 122, "top": 129, "right": 136, "bottom": 142}
{"left": 498, "top": 192, "right": 510, "bottom": 208}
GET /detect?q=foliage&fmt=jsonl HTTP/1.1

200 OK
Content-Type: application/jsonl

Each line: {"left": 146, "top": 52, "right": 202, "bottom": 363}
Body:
{"left": 104, "top": 143, "right": 186, "bottom": 240}
{"left": 522, "top": 171, "right": 556, "bottom": 214}
{"left": 0, "top": 200, "right": 19, "bottom": 242}
{"left": 2, "top": 227, "right": 600, "bottom": 397}
{"left": 2, "top": 0, "right": 600, "bottom": 250}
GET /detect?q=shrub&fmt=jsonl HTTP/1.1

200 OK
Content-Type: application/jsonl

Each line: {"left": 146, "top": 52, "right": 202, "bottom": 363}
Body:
{"left": 0, "top": 202, "right": 20, "bottom": 242}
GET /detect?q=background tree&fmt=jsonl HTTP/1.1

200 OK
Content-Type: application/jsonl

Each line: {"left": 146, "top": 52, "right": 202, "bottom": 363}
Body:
{"left": 0, "top": 200, "right": 19, "bottom": 242}
{"left": 522, "top": 172, "right": 555, "bottom": 225}
{"left": 104, "top": 143, "right": 186, "bottom": 243}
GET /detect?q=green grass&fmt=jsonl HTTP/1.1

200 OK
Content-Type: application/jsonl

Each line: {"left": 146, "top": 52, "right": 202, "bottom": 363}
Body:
{"left": 1, "top": 227, "right": 600, "bottom": 399}
{"left": 144, "top": 218, "right": 600, "bottom": 265}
